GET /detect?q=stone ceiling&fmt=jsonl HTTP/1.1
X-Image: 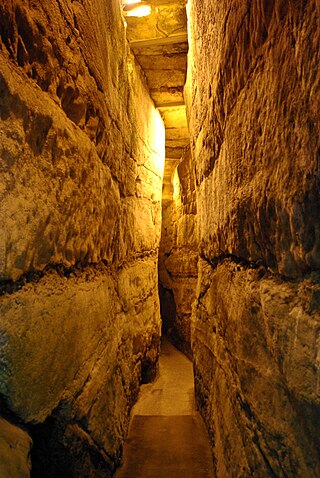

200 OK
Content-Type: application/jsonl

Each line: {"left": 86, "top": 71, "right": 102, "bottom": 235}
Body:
{"left": 122, "top": 0, "right": 189, "bottom": 202}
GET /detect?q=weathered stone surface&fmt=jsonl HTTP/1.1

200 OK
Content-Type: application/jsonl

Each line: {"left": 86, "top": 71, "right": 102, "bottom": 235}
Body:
{"left": 186, "top": 0, "right": 320, "bottom": 279}
{"left": 159, "top": 149, "right": 197, "bottom": 356}
{"left": 0, "top": 1, "right": 164, "bottom": 280}
{"left": 0, "top": 0, "right": 164, "bottom": 474}
{"left": 0, "top": 261, "right": 160, "bottom": 423}
{"left": 193, "top": 260, "right": 320, "bottom": 477}
{"left": 186, "top": 0, "right": 320, "bottom": 475}
{"left": 124, "top": 0, "right": 191, "bottom": 360}
{"left": 0, "top": 418, "right": 32, "bottom": 478}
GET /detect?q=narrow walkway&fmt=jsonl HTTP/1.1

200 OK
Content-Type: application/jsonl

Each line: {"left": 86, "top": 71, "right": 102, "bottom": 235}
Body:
{"left": 114, "top": 338, "right": 214, "bottom": 478}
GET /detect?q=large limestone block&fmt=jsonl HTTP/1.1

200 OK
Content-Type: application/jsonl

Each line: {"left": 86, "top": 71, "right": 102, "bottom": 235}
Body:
{"left": 0, "top": 0, "right": 165, "bottom": 281}
{"left": 193, "top": 260, "right": 320, "bottom": 477}
{"left": 0, "top": 60, "right": 120, "bottom": 280}
{"left": 186, "top": 0, "right": 320, "bottom": 475}
{"left": 0, "top": 0, "right": 164, "bottom": 474}
{"left": 0, "top": 259, "right": 160, "bottom": 423}
{"left": 0, "top": 257, "right": 161, "bottom": 471}
{"left": 0, "top": 418, "right": 32, "bottom": 478}
{"left": 186, "top": 0, "right": 320, "bottom": 278}
{"left": 0, "top": 267, "right": 122, "bottom": 422}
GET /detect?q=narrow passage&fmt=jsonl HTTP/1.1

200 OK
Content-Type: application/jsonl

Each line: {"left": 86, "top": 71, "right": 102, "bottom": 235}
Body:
{"left": 114, "top": 338, "right": 214, "bottom": 478}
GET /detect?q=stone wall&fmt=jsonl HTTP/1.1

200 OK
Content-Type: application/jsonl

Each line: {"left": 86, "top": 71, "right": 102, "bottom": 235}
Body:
{"left": 158, "top": 148, "right": 198, "bottom": 357}
{"left": 0, "top": 0, "right": 164, "bottom": 475}
{"left": 186, "top": 0, "right": 320, "bottom": 476}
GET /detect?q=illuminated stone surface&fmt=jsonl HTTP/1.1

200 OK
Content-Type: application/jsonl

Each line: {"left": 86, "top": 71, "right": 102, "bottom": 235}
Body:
{"left": 124, "top": 0, "right": 192, "bottom": 358}
{"left": 185, "top": 0, "right": 320, "bottom": 476}
{"left": 124, "top": 0, "right": 189, "bottom": 169}
{"left": 1, "top": 0, "right": 319, "bottom": 476}
{"left": 0, "top": 0, "right": 164, "bottom": 475}
{"left": 125, "top": 0, "right": 188, "bottom": 107}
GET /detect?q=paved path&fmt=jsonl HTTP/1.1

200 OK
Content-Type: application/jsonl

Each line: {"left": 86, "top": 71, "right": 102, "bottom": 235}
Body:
{"left": 114, "top": 339, "right": 214, "bottom": 478}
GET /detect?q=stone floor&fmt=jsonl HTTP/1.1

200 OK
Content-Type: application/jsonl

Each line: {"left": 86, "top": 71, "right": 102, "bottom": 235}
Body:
{"left": 114, "top": 338, "right": 214, "bottom": 478}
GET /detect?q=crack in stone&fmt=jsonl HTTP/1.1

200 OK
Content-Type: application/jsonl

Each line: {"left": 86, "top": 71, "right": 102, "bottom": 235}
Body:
{"left": 200, "top": 251, "right": 265, "bottom": 272}
{"left": 0, "top": 249, "right": 159, "bottom": 296}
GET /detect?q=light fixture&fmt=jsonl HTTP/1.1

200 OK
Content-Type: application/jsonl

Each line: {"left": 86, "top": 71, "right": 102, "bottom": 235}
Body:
{"left": 122, "top": 1, "right": 152, "bottom": 17}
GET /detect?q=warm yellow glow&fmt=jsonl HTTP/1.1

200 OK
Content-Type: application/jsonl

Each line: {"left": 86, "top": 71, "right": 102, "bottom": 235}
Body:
{"left": 155, "top": 112, "right": 165, "bottom": 166}
{"left": 125, "top": 5, "right": 151, "bottom": 17}
{"left": 151, "top": 111, "right": 166, "bottom": 180}
{"left": 122, "top": 0, "right": 141, "bottom": 4}
{"left": 172, "top": 166, "right": 181, "bottom": 205}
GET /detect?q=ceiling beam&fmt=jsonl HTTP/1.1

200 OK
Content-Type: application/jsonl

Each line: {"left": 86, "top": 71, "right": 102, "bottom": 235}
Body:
{"left": 150, "top": 0, "right": 188, "bottom": 5}
{"left": 156, "top": 101, "right": 185, "bottom": 108}
{"left": 129, "top": 34, "right": 188, "bottom": 48}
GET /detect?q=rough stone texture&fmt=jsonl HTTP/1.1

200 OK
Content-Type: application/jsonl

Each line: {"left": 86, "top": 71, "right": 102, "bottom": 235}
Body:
{"left": 186, "top": 0, "right": 320, "bottom": 476}
{"left": 0, "top": 418, "right": 32, "bottom": 478}
{"left": 193, "top": 261, "right": 320, "bottom": 477}
{"left": 0, "top": 0, "right": 164, "bottom": 474}
{"left": 186, "top": 0, "right": 320, "bottom": 279}
{"left": 159, "top": 148, "right": 197, "bottom": 357}
{"left": 0, "top": 262, "right": 160, "bottom": 422}
{"left": 0, "top": 0, "right": 164, "bottom": 281}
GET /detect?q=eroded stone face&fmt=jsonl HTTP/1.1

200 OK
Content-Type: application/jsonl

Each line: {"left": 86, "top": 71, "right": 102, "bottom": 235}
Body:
{"left": 193, "top": 260, "right": 320, "bottom": 477}
{"left": 0, "top": 0, "right": 164, "bottom": 474}
{"left": 186, "top": 0, "right": 320, "bottom": 475}
{"left": 0, "top": 0, "right": 164, "bottom": 280}
{"left": 186, "top": 0, "right": 320, "bottom": 279}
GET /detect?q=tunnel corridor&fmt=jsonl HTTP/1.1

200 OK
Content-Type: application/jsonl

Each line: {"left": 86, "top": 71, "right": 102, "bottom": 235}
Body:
{"left": 122, "top": 0, "right": 196, "bottom": 358}
{"left": 0, "top": 0, "right": 320, "bottom": 477}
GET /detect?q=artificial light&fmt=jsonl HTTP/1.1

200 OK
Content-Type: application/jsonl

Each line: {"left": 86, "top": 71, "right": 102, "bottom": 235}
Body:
{"left": 125, "top": 5, "right": 151, "bottom": 17}
{"left": 122, "top": 1, "right": 152, "bottom": 17}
